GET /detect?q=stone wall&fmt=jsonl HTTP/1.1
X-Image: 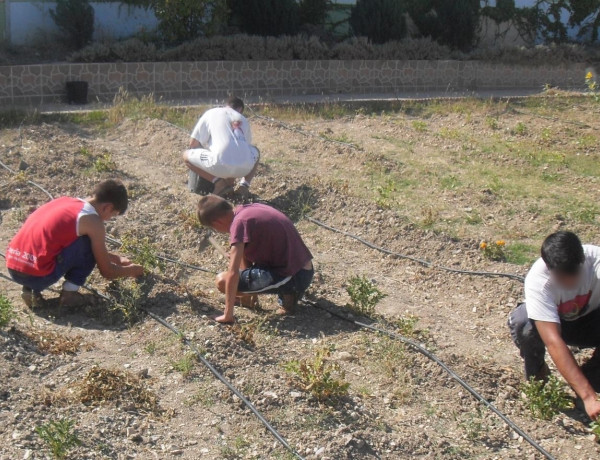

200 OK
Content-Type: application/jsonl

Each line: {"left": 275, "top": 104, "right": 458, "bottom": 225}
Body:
{"left": 0, "top": 60, "right": 587, "bottom": 107}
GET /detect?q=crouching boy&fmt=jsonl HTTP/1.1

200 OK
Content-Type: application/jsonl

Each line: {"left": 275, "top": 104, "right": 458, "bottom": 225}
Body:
{"left": 196, "top": 195, "right": 314, "bottom": 323}
{"left": 6, "top": 179, "right": 144, "bottom": 308}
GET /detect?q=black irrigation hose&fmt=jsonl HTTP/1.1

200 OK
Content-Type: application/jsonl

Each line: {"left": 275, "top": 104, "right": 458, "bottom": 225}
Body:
{"left": 303, "top": 299, "right": 557, "bottom": 460}
{"left": 104, "top": 236, "right": 217, "bottom": 275}
{"left": 0, "top": 276, "right": 303, "bottom": 460}
{"left": 0, "top": 158, "right": 54, "bottom": 201}
{"left": 306, "top": 216, "right": 526, "bottom": 283}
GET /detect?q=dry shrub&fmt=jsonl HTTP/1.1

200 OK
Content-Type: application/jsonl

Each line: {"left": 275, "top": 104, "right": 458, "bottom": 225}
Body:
{"left": 18, "top": 328, "right": 88, "bottom": 355}
{"left": 77, "top": 366, "right": 162, "bottom": 415}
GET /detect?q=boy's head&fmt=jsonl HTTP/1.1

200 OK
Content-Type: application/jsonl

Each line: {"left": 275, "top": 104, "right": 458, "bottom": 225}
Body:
{"left": 92, "top": 179, "right": 128, "bottom": 220}
{"left": 196, "top": 195, "right": 234, "bottom": 233}
{"left": 541, "top": 231, "right": 585, "bottom": 289}
{"left": 226, "top": 96, "right": 244, "bottom": 114}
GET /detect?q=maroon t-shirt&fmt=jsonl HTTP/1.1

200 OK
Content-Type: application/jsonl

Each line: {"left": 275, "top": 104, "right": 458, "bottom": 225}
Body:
{"left": 229, "top": 204, "right": 312, "bottom": 277}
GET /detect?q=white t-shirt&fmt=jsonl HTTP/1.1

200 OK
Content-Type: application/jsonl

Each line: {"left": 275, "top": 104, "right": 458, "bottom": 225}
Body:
{"left": 190, "top": 107, "right": 253, "bottom": 165}
{"left": 525, "top": 245, "right": 600, "bottom": 323}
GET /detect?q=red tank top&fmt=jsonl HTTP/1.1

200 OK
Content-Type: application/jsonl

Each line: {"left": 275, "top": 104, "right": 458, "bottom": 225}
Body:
{"left": 6, "top": 197, "right": 94, "bottom": 276}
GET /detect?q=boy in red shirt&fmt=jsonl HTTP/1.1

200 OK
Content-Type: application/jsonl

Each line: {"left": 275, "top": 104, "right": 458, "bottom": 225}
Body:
{"left": 196, "top": 195, "right": 314, "bottom": 323}
{"left": 6, "top": 179, "right": 144, "bottom": 308}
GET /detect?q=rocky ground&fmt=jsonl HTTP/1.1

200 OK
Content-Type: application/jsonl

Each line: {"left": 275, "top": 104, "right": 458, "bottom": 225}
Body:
{"left": 1, "top": 95, "right": 600, "bottom": 459}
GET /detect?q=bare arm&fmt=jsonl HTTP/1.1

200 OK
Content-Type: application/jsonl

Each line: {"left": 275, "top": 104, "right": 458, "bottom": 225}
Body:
{"left": 536, "top": 320, "right": 600, "bottom": 419}
{"left": 216, "top": 242, "right": 244, "bottom": 323}
{"left": 189, "top": 138, "right": 201, "bottom": 149}
{"left": 78, "top": 215, "right": 144, "bottom": 280}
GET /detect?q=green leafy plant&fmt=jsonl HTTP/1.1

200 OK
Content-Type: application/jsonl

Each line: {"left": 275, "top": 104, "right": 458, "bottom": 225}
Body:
{"left": 149, "top": 0, "right": 227, "bottom": 43}
{"left": 521, "top": 375, "right": 572, "bottom": 420}
{"left": 346, "top": 275, "right": 386, "bottom": 317}
{"left": 591, "top": 418, "right": 600, "bottom": 442}
{"left": 284, "top": 348, "right": 349, "bottom": 402}
{"left": 35, "top": 418, "right": 81, "bottom": 459}
{"left": 171, "top": 352, "right": 196, "bottom": 377}
{"left": 108, "top": 279, "right": 145, "bottom": 325}
{"left": 0, "top": 293, "right": 15, "bottom": 328}
{"left": 92, "top": 152, "right": 117, "bottom": 173}
{"left": 50, "top": 0, "right": 94, "bottom": 49}
{"left": 375, "top": 178, "right": 397, "bottom": 209}
{"left": 412, "top": 120, "right": 428, "bottom": 132}
{"left": 479, "top": 239, "right": 506, "bottom": 262}
{"left": 586, "top": 71, "right": 600, "bottom": 103}
{"left": 120, "top": 234, "right": 165, "bottom": 272}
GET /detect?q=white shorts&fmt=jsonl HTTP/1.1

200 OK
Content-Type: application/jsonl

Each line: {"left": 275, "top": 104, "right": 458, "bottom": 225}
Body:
{"left": 185, "top": 146, "right": 259, "bottom": 179}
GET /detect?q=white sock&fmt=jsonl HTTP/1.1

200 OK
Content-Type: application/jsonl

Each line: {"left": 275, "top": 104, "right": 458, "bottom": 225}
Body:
{"left": 62, "top": 281, "right": 80, "bottom": 292}
{"left": 239, "top": 179, "right": 250, "bottom": 188}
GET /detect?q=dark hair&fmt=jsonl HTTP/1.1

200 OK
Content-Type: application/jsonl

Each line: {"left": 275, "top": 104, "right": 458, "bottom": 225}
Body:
{"left": 93, "top": 179, "right": 128, "bottom": 215}
{"left": 196, "top": 195, "right": 233, "bottom": 226}
{"left": 541, "top": 231, "right": 585, "bottom": 275}
{"left": 226, "top": 96, "right": 244, "bottom": 113}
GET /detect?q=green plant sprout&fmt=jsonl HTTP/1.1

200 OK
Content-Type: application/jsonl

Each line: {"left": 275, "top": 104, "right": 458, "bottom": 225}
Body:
{"left": 35, "top": 418, "right": 81, "bottom": 459}
{"left": 346, "top": 275, "right": 386, "bottom": 317}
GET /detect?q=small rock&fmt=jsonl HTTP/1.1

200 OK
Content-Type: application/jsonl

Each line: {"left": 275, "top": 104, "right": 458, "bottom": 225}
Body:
{"left": 18, "top": 160, "right": 29, "bottom": 171}
{"left": 170, "top": 449, "right": 184, "bottom": 456}
{"left": 336, "top": 351, "right": 355, "bottom": 362}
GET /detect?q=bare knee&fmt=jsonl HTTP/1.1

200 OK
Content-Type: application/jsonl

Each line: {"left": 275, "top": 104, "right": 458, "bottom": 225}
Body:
{"left": 216, "top": 273, "right": 226, "bottom": 293}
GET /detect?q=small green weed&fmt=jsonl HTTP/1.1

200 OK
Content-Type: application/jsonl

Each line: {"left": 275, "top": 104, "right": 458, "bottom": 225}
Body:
{"left": 92, "top": 152, "right": 117, "bottom": 173}
{"left": 284, "top": 348, "right": 349, "bottom": 403}
{"left": 485, "top": 116, "right": 499, "bottom": 130}
{"left": 521, "top": 375, "right": 572, "bottom": 420}
{"left": 513, "top": 122, "right": 528, "bottom": 136}
{"left": 590, "top": 418, "right": 600, "bottom": 442}
{"left": 346, "top": 275, "right": 386, "bottom": 317}
{"left": 172, "top": 352, "right": 196, "bottom": 377}
{"left": 35, "top": 418, "right": 81, "bottom": 459}
{"left": 107, "top": 279, "right": 145, "bottom": 325}
{"left": 120, "top": 234, "right": 165, "bottom": 272}
{"left": 479, "top": 240, "right": 506, "bottom": 262}
{"left": 144, "top": 341, "right": 157, "bottom": 355}
{"left": 375, "top": 178, "right": 397, "bottom": 209}
{"left": 412, "top": 120, "right": 428, "bottom": 132}
{"left": 0, "top": 293, "right": 15, "bottom": 328}
{"left": 586, "top": 71, "right": 600, "bottom": 103}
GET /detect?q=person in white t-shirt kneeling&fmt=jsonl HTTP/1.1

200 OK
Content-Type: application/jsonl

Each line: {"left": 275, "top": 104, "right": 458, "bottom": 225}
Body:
{"left": 183, "top": 96, "right": 260, "bottom": 198}
{"left": 508, "top": 231, "right": 600, "bottom": 421}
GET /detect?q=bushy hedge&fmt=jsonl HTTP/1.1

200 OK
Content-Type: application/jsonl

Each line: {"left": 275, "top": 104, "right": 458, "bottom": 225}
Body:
{"left": 70, "top": 35, "right": 453, "bottom": 62}
{"left": 69, "top": 34, "right": 600, "bottom": 64}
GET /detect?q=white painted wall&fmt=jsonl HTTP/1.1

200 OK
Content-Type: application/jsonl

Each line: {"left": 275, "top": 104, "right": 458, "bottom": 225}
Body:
{"left": 7, "top": 1, "right": 158, "bottom": 45}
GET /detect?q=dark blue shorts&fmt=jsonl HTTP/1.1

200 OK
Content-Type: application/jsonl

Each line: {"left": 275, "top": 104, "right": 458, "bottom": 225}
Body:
{"left": 238, "top": 266, "right": 314, "bottom": 298}
{"left": 8, "top": 236, "right": 96, "bottom": 292}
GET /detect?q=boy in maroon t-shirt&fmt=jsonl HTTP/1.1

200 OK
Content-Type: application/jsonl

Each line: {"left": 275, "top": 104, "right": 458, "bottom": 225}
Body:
{"left": 196, "top": 195, "right": 314, "bottom": 323}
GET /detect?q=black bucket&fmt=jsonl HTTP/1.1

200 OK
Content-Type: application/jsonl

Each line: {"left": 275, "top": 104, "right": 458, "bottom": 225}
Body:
{"left": 66, "top": 81, "right": 89, "bottom": 104}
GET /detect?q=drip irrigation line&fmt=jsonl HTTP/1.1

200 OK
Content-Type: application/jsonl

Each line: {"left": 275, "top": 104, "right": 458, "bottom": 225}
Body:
{"left": 104, "top": 236, "right": 217, "bottom": 275}
{"left": 0, "top": 274, "right": 304, "bottom": 460}
{"left": 140, "top": 309, "right": 305, "bottom": 460}
{"left": 304, "top": 299, "right": 556, "bottom": 460}
{"left": 306, "top": 216, "right": 526, "bottom": 283}
{"left": 0, "top": 158, "right": 54, "bottom": 201}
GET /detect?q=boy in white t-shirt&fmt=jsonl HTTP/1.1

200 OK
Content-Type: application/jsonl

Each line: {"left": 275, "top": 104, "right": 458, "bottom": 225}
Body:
{"left": 508, "top": 231, "right": 600, "bottom": 420}
{"left": 183, "top": 96, "right": 260, "bottom": 198}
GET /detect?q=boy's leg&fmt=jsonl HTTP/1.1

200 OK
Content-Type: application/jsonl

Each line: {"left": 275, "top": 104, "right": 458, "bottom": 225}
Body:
{"left": 216, "top": 267, "right": 291, "bottom": 299}
{"left": 187, "top": 170, "right": 214, "bottom": 195}
{"left": 507, "top": 303, "right": 550, "bottom": 381}
{"left": 55, "top": 236, "right": 96, "bottom": 307}
{"left": 8, "top": 268, "right": 62, "bottom": 308}
{"left": 277, "top": 267, "right": 315, "bottom": 314}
